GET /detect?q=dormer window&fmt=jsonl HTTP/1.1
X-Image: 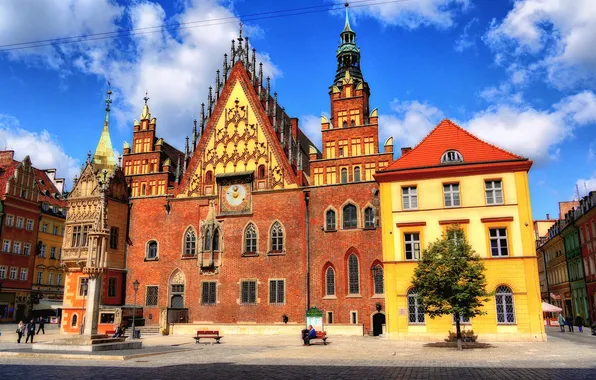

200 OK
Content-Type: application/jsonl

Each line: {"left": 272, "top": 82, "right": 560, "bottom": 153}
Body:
{"left": 440, "top": 150, "right": 463, "bottom": 164}
{"left": 42, "top": 203, "right": 48, "bottom": 211}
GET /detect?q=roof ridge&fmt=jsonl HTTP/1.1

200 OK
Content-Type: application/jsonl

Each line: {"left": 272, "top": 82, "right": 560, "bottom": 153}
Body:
{"left": 446, "top": 119, "right": 525, "bottom": 160}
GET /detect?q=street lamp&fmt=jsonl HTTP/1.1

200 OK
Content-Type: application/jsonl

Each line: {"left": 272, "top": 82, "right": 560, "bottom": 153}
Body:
{"left": 79, "top": 280, "right": 88, "bottom": 335}
{"left": 131, "top": 280, "right": 140, "bottom": 339}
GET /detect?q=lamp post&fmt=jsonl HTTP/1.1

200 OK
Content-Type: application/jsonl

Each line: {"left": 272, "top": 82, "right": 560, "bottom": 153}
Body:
{"left": 131, "top": 280, "right": 140, "bottom": 339}
{"left": 80, "top": 280, "right": 88, "bottom": 335}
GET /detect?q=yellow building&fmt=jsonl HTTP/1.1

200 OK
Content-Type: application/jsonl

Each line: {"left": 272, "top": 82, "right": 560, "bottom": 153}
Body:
{"left": 32, "top": 169, "right": 68, "bottom": 317}
{"left": 375, "top": 120, "right": 545, "bottom": 341}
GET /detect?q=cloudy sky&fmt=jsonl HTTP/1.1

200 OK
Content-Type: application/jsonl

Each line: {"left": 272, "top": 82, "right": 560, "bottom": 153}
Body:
{"left": 0, "top": 0, "right": 595, "bottom": 219}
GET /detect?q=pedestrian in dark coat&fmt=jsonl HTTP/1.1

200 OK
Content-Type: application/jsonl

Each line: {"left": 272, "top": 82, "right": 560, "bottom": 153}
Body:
{"left": 37, "top": 317, "right": 45, "bottom": 334}
{"left": 574, "top": 314, "right": 584, "bottom": 333}
{"left": 565, "top": 315, "right": 574, "bottom": 332}
{"left": 25, "top": 319, "right": 36, "bottom": 343}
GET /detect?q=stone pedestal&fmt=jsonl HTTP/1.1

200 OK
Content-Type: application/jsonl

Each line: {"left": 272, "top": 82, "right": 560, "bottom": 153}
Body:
{"left": 83, "top": 276, "right": 102, "bottom": 336}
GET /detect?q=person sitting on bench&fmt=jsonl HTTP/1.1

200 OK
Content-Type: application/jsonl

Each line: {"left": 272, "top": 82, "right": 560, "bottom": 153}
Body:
{"left": 303, "top": 325, "right": 316, "bottom": 346}
{"left": 112, "top": 325, "right": 124, "bottom": 338}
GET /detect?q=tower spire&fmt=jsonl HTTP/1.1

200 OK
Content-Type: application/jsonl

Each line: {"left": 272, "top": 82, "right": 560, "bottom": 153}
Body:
{"left": 335, "top": 2, "right": 362, "bottom": 84}
{"left": 93, "top": 86, "right": 117, "bottom": 174}
{"left": 104, "top": 82, "right": 112, "bottom": 125}
{"left": 343, "top": 2, "right": 353, "bottom": 32}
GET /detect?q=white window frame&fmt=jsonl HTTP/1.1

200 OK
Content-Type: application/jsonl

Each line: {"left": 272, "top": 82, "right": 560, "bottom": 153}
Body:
{"left": 9, "top": 267, "right": 18, "bottom": 280}
{"left": 50, "top": 247, "right": 56, "bottom": 259}
{"left": 404, "top": 233, "right": 421, "bottom": 261}
{"left": 20, "top": 268, "right": 28, "bottom": 281}
{"left": 0, "top": 266, "right": 7, "bottom": 279}
{"left": 39, "top": 244, "right": 46, "bottom": 258}
{"left": 48, "top": 272, "right": 54, "bottom": 285}
{"left": 2, "top": 239, "right": 11, "bottom": 253}
{"left": 13, "top": 241, "right": 21, "bottom": 255}
{"left": 489, "top": 228, "right": 509, "bottom": 257}
{"left": 37, "top": 271, "right": 43, "bottom": 284}
{"left": 495, "top": 286, "right": 516, "bottom": 324}
{"left": 407, "top": 288, "right": 425, "bottom": 324}
{"left": 485, "top": 180, "right": 504, "bottom": 205}
{"left": 26, "top": 219, "right": 34, "bottom": 231}
{"left": 16, "top": 217, "right": 24, "bottom": 229}
{"left": 5, "top": 214, "right": 14, "bottom": 227}
{"left": 443, "top": 183, "right": 460, "bottom": 208}
{"left": 23, "top": 243, "right": 31, "bottom": 256}
{"left": 57, "top": 273, "right": 63, "bottom": 286}
{"left": 402, "top": 186, "right": 418, "bottom": 210}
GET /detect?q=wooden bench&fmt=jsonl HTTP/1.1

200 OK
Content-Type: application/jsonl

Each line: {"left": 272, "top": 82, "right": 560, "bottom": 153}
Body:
{"left": 307, "top": 331, "right": 328, "bottom": 345}
{"left": 194, "top": 330, "right": 223, "bottom": 344}
{"left": 106, "top": 330, "right": 128, "bottom": 339}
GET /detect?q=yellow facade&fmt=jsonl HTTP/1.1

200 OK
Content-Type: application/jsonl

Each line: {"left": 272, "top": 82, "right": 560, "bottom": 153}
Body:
{"left": 33, "top": 211, "right": 66, "bottom": 302}
{"left": 380, "top": 171, "right": 545, "bottom": 341}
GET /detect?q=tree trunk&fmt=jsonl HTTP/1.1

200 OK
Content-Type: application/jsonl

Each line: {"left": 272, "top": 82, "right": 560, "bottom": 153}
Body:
{"left": 455, "top": 312, "right": 462, "bottom": 351}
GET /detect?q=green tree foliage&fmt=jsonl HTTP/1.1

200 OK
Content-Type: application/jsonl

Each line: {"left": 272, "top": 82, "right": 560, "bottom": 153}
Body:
{"left": 411, "top": 226, "right": 490, "bottom": 346}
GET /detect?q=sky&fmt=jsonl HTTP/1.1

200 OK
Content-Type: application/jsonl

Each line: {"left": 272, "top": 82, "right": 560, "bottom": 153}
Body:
{"left": 0, "top": 0, "right": 595, "bottom": 220}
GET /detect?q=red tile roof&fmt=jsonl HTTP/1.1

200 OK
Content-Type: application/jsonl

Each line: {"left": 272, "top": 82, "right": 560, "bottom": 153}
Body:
{"left": 0, "top": 161, "right": 17, "bottom": 199}
{"left": 384, "top": 119, "right": 525, "bottom": 171}
{"left": 34, "top": 168, "right": 67, "bottom": 208}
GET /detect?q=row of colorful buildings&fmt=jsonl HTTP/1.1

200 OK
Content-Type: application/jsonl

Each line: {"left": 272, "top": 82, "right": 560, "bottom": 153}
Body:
{"left": 0, "top": 151, "right": 67, "bottom": 322}
{"left": 536, "top": 195, "right": 596, "bottom": 325}
{"left": 51, "top": 7, "right": 546, "bottom": 342}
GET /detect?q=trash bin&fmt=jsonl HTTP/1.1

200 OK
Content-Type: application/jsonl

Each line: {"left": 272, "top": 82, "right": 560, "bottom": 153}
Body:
{"left": 133, "top": 329, "right": 141, "bottom": 339}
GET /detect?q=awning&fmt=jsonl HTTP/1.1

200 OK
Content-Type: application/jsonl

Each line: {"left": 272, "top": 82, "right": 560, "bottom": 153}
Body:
{"left": 541, "top": 302, "right": 562, "bottom": 313}
{"left": 32, "top": 299, "right": 63, "bottom": 311}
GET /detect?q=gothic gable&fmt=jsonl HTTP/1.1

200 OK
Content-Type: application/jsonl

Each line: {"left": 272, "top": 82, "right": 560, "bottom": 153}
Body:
{"left": 69, "top": 164, "right": 100, "bottom": 199}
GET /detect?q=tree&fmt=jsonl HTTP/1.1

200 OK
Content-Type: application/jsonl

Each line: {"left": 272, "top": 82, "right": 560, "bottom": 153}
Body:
{"left": 411, "top": 226, "right": 490, "bottom": 349}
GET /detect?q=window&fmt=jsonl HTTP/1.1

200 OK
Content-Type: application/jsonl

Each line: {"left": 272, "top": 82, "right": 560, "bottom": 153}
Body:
{"left": 353, "top": 167, "right": 361, "bottom": 182}
{"left": 50, "top": 247, "right": 56, "bottom": 259}
{"left": 485, "top": 180, "right": 503, "bottom": 205}
{"left": 53, "top": 226, "right": 59, "bottom": 235}
{"left": 147, "top": 241, "right": 158, "bottom": 260}
{"left": 23, "top": 243, "right": 31, "bottom": 256}
{"left": 495, "top": 286, "right": 515, "bottom": 324}
{"left": 351, "top": 138, "right": 361, "bottom": 156}
{"left": 402, "top": 187, "right": 418, "bottom": 210}
{"left": 489, "top": 228, "right": 509, "bottom": 257}
{"left": 372, "top": 265, "right": 384, "bottom": 295}
{"left": 0, "top": 266, "right": 7, "bottom": 279}
{"left": 9, "top": 267, "right": 18, "bottom": 280}
{"left": 440, "top": 150, "right": 463, "bottom": 163}
{"left": 100, "top": 313, "right": 115, "bottom": 324}
{"left": 327, "top": 311, "right": 333, "bottom": 324}
{"left": 202, "top": 282, "right": 217, "bottom": 305}
{"left": 204, "top": 229, "right": 212, "bottom": 251}
{"left": 42, "top": 223, "right": 48, "bottom": 233}
{"left": 258, "top": 165, "right": 266, "bottom": 179}
{"left": 348, "top": 254, "right": 360, "bottom": 294}
{"left": 79, "top": 278, "right": 88, "bottom": 296}
{"left": 205, "top": 171, "right": 213, "bottom": 184}
{"left": 71, "top": 226, "right": 81, "bottom": 247}
{"left": 108, "top": 278, "right": 117, "bottom": 297}
{"left": 110, "top": 227, "right": 119, "bottom": 249}
{"left": 364, "top": 207, "right": 375, "bottom": 228}
{"left": 37, "top": 271, "right": 43, "bottom": 284}
{"left": 47, "top": 272, "right": 53, "bottom": 285}
{"left": 244, "top": 223, "right": 257, "bottom": 253}
{"left": 183, "top": 228, "right": 197, "bottom": 257}
{"left": 5, "top": 215, "right": 14, "bottom": 226}
{"left": 453, "top": 314, "right": 471, "bottom": 325}
{"left": 343, "top": 204, "right": 357, "bottom": 229}
{"left": 39, "top": 244, "right": 46, "bottom": 258}
{"left": 443, "top": 183, "right": 460, "bottom": 207}
{"left": 341, "top": 168, "right": 348, "bottom": 183}
{"left": 20, "top": 268, "right": 28, "bottom": 281}
{"left": 325, "top": 267, "right": 335, "bottom": 296}
{"left": 16, "top": 217, "right": 24, "bottom": 228}
{"left": 269, "top": 279, "right": 285, "bottom": 304}
{"left": 240, "top": 280, "right": 257, "bottom": 304}
{"left": 351, "top": 311, "right": 358, "bottom": 324}
{"left": 212, "top": 229, "right": 220, "bottom": 251}
{"left": 146, "top": 286, "right": 159, "bottom": 306}
{"left": 26, "top": 219, "right": 34, "bottom": 231}
{"left": 2, "top": 240, "right": 10, "bottom": 253}
{"left": 270, "top": 222, "right": 284, "bottom": 252}
{"left": 364, "top": 137, "right": 374, "bottom": 155}
{"left": 82, "top": 225, "right": 90, "bottom": 246}
{"left": 57, "top": 273, "right": 62, "bottom": 286}
{"left": 404, "top": 233, "right": 421, "bottom": 260}
{"left": 13, "top": 241, "right": 21, "bottom": 255}
{"left": 408, "top": 288, "right": 425, "bottom": 324}
{"left": 325, "top": 210, "right": 336, "bottom": 231}
{"left": 71, "top": 314, "right": 78, "bottom": 327}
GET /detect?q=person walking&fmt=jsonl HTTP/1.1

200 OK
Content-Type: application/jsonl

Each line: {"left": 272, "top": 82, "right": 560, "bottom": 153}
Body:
{"left": 557, "top": 313, "right": 566, "bottom": 332}
{"left": 36, "top": 317, "right": 45, "bottom": 335}
{"left": 16, "top": 321, "right": 24, "bottom": 343}
{"left": 574, "top": 314, "right": 584, "bottom": 333}
{"left": 565, "top": 315, "right": 574, "bottom": 332}
{"left": 25, "top": 319, "right": 36, "bottom": 343}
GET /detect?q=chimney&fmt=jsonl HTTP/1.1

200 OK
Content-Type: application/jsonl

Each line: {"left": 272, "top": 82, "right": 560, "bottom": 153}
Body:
{"left": 546, "top": 213, "right": 550, "bottom": 220}
{"left": 401, "top": 147, "right": 412, "bottom": 156}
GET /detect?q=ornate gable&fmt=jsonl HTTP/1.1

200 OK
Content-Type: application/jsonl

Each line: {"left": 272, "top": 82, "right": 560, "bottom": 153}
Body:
{"left": 177, "top": 63, "right": 298, "bottom": 198}
{"left": 69, "top": 164, "right": 100, "bottom": 199}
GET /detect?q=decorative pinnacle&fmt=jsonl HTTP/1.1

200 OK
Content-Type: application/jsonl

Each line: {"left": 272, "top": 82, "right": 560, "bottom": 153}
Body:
{"left": 144, "top": 90, "right": 149, "bottom": 105}
{"left": 104, "top": 83, "right": 112, "bottom": 124}
{"left": 343, "top": 2, "right": 353, "bottom": 32}
{"left": 239, "top": 22, "right": 243, "bottom": 40}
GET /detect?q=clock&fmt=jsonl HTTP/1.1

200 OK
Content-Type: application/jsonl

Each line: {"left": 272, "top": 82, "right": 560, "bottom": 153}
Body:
{"left": 220, "top": 182, "right": 252, "bottom": 214}
{"left": 225, "top": 184, "right": 246, "bottom": 206}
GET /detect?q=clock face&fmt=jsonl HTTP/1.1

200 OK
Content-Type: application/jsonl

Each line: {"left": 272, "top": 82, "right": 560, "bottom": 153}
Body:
{"left": 225, "top": 184, "right": 247, "bottom": 206}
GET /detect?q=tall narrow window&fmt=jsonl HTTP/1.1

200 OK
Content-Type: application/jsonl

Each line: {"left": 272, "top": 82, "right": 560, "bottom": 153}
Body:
{"left": 404, "top": 233, "right": 421, "bottom": 260}
{"left": 240, "top": 280, "right": 257, "bottom": 304}
{"left": 205, "top": 171, "right": 213, "bottom": 184}
{"left": 212, "top": 229, "right": 220, "bottom": 251}
{"left": 325, "top": 267, "right": 335, "bottom": 296}
{"left": 443, "top": 183, "right": 460, "bottom": 208}
{"left": 109, "top": 227, "right": 119, "bottom": 249}
{"left": 79, "top": 278, "right": 88, "bottom": 296}
{"left": 270, "top": 222, "right": 284, "bottom": 252}
{"left": 348, "top": 254, "right": 360, "bottom": 294}
{"left": 408, "top": 288, "right": 425, "bottom": 324}
{"left": 485, "top": 180, "right": 503, "bottom": 205}
{"left": 343, "top": 204, "right": 357, "bottom": 229}
{"left": 184, "top": 228, "right": 196, "bottom": 257}
{"left": 495, "top": 286, "right": 515, "bottom": 324}
{"left": 326, "top": 210, "right": 336, "bottom": 231}
{"left": 489, "top": 228, "right": 509, "bottom": 257}
{"left": 201, "top": 282, "right": 217, "bottom": 305}
{"left": 269, "top": 279, "right": 285, "bottom": 304}
{"left": 108, "top": 278, "right": 117, "bottom": 297}
{"left": 71, "top": 314, "right": 78, "bottom": 327}
{"left": 364, "top": 207, "right": 375, "bottom": 228}
{"left": 258, "top": 165, "right": 266, "bottom": 179}
{"left": 204, "top": 229, "right": 212, "bottom": 251}
{"left": 402, "top": 187, "right": 418, "bottom": 210}
{"left": 372, "top": 265, "right": 384, "bottom": 295}
{"left": 244, "top": 223, "right": 257, "bottom": 254}
{"left": 146, "top": 286, "right": 159, "bottom": 306}
{"left": 353, "top": 167, "right": 361, "bottom": 182}
{"left": 147, "top": 241, "right": 158, "bottom": 260}
{"left": 341, "top": 168, "right": 348, "bottom": 184}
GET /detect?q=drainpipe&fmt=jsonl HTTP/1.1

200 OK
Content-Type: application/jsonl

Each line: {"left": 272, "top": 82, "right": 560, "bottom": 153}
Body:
{"left": 123, "top": 199, "right": 133, "bottom": 308}
{"left": 304, "top": 191, "right": 310, "bottom": 311}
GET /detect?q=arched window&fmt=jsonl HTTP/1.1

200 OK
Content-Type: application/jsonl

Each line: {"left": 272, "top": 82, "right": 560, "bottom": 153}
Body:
{"left": 364, "top": 207, "right": 375, "bottom": 228}
{"left": 204, "top": 229, "right": 212, "bottom": 251}
{"left": 407, "top": 288, "right": 425, "bottom": 324}
{"left": 244, "top": 223, "right": 257, "bottom": 253}
{"left": 351, "top": 119, "right": 356, "bottom": 127}
{"left": 348, "top": 254, "right": 360, "bottom": 294}
{"left": 258, "top": 165, "right": 266, "bottom": 179}
{"left": 343, "top": 204, "right": 357, "bottom": 229}
{"left": 372, "top": 264, "right": 384, "bottom": 295}
{"left": 212, "top": 229, "right": 220, "bottom": 251}
{"left": 71, "top": 313, "right": 78, "bottom": 327}
{"left": 183, "top": 229, "right": 196, "bottom": 257}
{"left": 270, "top": 222, "right": 284, "bottom": 252}
{"left": 440, "top": 150, "right": 463, "bottom": 164}
{"left": 147, "top": 241, "right": 158, "bottom": 260}
{"left": 326, "top": 209, "right": 336, "bottom": 230}
{"left": 205, "top": 170, "right": 213, "bottom": 184}
{"left": 342, "top": 121, "right": 347, "bottom": 128}
{"left": 325, "top": 267, "right": 335, "bottom": 296}
{"left": 341, "top": 168, "right": 348, "bottom": 184}
{"left": 353, "top": 167, "right": 361, "bottom": 182}
{"left": 495, "top": 286, "right": 515, "bottom": 324}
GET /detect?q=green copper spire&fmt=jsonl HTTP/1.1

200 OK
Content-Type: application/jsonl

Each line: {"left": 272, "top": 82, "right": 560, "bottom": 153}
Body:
{"left": 335, "top": 2, "right": 362, "bottom": 84}
{"left": 343, "top": 2, "right": 353, "bottom": 33}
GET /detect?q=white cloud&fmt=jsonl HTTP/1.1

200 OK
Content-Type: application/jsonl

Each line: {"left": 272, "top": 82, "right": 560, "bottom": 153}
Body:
{"left": 454, "top": 17, "right": 478, "bottom": 52}
{"left": 484, "top": 0, "right": 596, "bottom": 89}
{"left": 575, "top": 175, "right": 596, "bottom": 199}
{"left": 379, "top": 100, "right": 444, "bottom": 149}
{"left": 348, "top": 0, "right": 470, "bottom": 29}
{"left": 0, "top": 114, "right": 80, "bottom": 186}
{"left": 299, "top": 114, "right": 323, "bottom": 150}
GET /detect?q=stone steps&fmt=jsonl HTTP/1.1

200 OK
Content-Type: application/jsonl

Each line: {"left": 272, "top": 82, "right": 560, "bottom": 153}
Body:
{"left": 132, "top": 326, "right": 162, "bottom": 336}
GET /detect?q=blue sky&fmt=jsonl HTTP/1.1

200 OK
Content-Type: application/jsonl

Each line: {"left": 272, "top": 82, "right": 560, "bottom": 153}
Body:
{"left": 0, "top": 0, "right": 595, "bottom": 221}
